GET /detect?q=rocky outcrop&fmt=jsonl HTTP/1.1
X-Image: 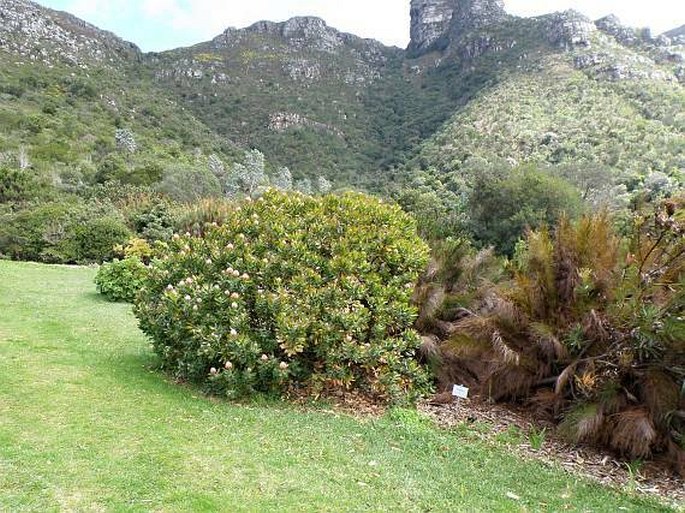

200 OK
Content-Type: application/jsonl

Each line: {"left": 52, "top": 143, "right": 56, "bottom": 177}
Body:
{"left": 0, "top": 0, "right": 139, "bottom": 67}
{"left": 268, "top": 112, "right": 344, "bottom": 138}
{"left": 212, "top": 16, "right": 387, "bottom": 58}
{"left": 407, "top": 0, "right": 507, "bottom": 56}
{"left": 663, "top": 24, "right": 685, "bottom": 43}
{"left": 595, "top": 15, "right": 650, "bottom": 47}
{"left": 545, "top": 10, "right": 596, "bottom": 49}
{"left": 574, "top": 51, "right": 675, "bottom": 82}
{"left": 408, "top": 0, "right": 455, "bottom": 55}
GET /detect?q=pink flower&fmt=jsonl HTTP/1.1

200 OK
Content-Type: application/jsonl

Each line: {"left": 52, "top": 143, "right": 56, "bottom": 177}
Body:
{"left": 224, "top": 361, "right": 233, "bottom": 370}
{"left": 210, "top": 367, "right": 217, "bottom": 375}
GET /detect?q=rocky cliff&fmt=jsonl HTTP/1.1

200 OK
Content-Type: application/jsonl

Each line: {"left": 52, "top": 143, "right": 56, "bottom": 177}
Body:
{"left": 407, "top": 0, "right": 506, "bottom": 56}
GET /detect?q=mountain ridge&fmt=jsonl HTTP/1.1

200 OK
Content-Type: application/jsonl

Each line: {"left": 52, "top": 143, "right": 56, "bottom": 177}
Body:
{"left": 0, "top": 0, "right": 683, "bottom": 196}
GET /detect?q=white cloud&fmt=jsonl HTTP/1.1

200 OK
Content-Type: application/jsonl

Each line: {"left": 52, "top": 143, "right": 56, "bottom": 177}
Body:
{"left": 66, "top": 0, "right": 115, "bottom": 19}
{"left": 141, "top": 0, "right": 183, "bottom": 18}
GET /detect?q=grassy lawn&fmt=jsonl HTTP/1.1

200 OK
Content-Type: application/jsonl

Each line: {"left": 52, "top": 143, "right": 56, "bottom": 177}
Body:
{"left": 0, "top": 260, "right": 677, "bottom": 512}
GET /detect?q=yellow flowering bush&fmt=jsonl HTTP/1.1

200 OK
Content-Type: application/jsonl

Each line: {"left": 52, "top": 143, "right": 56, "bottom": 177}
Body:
{"left": 134, "top": 190, "right": 432, "bottom": 402}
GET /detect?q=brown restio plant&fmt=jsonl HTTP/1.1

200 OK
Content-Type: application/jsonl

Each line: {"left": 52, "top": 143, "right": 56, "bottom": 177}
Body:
{"left": 440, "top": 197, "right": 684, "bottom": 475}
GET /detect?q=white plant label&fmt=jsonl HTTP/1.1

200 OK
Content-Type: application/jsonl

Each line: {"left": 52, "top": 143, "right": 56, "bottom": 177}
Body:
{"left": 452, "top": 384, "right": 469, "bottom": 399}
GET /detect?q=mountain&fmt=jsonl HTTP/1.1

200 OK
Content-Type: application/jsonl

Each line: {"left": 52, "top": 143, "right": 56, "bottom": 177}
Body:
{"left": 0, "top": 0, "right": 139, "bottom": 67}
{"left": 0, "top": 0, "right": 683, "bottom": 196}
{"left": 144, "top": 17, "right": 404, "bottom": 187}
{"left": 663, "top": 24, "right": 685, "bottom": 41}
{"left": 0, "top": 0, "right": 240, "bottom": 189}
{"left": 398, "top": 1, "right": 684, "bottom": 200}
{"left": 142, "top": 16, "right": 467, "bottom": 189}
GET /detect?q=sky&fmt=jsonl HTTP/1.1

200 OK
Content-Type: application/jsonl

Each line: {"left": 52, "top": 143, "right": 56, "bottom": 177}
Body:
{"left": 36, "top": 0, "right": 685, "bottom": 52}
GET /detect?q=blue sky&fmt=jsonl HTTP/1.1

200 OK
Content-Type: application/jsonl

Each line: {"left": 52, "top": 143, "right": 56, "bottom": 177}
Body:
{"left": 36, "top": 0, "right": 685, "bottom": 52}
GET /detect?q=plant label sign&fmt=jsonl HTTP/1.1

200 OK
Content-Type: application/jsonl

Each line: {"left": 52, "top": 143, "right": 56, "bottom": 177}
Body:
{"left": 452, "top": 384, "right": 469, "bottom": 399}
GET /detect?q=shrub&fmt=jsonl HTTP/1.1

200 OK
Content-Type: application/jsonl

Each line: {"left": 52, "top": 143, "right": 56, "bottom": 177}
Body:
{"left": 0, "top": 201, "right": 130, "bottom": 264}
{"left": 442, "top": 198, "right": 685, "bottom": 475}
{"left": 67, "top": 216, "right": 132, "bottom": 263}
{"left": 86, "top": 183, "right": 175, "bottom": 242}
{"left": 0, "top": 166, "right": 45, "bottom": 205}
{"left": 95, "top": 256, "right": 149, "bottom": 302}
{"left": 467, "top": 165, "right": 584, "bottom": 255}
{"left": 134, "top": 190, "right": 432, "bottom": 402}
{"left": 156, "top": 164, "right": 222, "bottom": 203}
{"left": 114, "top": 237, "right": 154, "bottom": 263}
{"left": 0, "top": 201, "right": 84, "bottom": 262}
{"left": 130, "top": 202, "right": 175, "bottom": 242}
{"left": 174, "top": 197, "right": 237, "bottom": 236}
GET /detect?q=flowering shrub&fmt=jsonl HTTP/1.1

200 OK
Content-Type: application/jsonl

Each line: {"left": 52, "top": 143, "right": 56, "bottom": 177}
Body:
{"left": 134, "top": 190, "right": 432, "bottom": 402}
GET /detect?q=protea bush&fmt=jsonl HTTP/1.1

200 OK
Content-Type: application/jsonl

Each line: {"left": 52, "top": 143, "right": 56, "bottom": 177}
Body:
{"left": 443, "top": 196, "right": 685, "bottom": 474}
{"left": 134, "top": 190, "right": 432, "bottom": 403}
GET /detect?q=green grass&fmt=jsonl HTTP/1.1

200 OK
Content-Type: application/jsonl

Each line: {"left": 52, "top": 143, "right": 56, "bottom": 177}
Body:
{"left": 0, "top": 260, "right": 677, "bottom": 512}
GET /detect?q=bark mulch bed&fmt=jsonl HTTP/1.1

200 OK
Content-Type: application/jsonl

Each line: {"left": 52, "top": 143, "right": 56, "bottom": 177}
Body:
{"left": 418, "top": 397, "right": 684, "bottom": 509}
